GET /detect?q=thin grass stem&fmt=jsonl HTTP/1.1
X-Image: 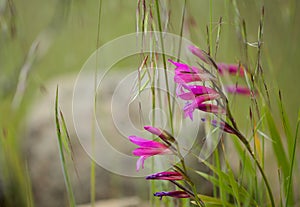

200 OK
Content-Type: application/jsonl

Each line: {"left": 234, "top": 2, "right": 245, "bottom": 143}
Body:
{"left": 155, "top": 0, "right": 174, "bottom": 133}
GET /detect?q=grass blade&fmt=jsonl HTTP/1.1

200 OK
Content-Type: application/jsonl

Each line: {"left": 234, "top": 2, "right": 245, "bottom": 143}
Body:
{"left": 55, "top": 86, "right": 76, "bottom": 207}
{"left": 285, "top": 109, "right": 300, "bottom": 206}
{"left": 264, "top": 106, "right": 289, "bottom": 176}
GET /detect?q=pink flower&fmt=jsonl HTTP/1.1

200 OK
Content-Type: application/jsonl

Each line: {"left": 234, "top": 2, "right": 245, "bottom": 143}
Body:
{"left": 169, "top": 59, "right": 213, "bottom": 83}
{"left": 188, "top": 45, "right": 245, "bottom": 77}
{"left": 129, "top": 136, "right": 172, "bottom": 171}
{"left": 184, "top": 103, "right": 226, "bottom": 120}
{"left": 217, "top": 63, "right": 245, "bottom": 76}
{"left": 225, "top": 85, "right": 256, "bottom": 96}
{"left": 146, "top": 171, "right": 183, "bottom": 180}
{"left": 176, "top": 84, "right": 222, "bottom": 120}
{"left": 176, "top": 84, "right": 219, "bottom": 100}
{"left": 154, "top": 191, "right": 191, "bottom": 199}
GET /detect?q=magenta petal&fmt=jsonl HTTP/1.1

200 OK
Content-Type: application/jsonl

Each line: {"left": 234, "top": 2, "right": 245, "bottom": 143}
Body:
{"left": 133, "top": 147, "right": 171, "bottom": 156}
{"left": 174, "top": 73, "right": 212, "bottom": 84}
{"left": 183, "top": 103, "right": 196, "bottom": 120}
{"left": 169, "top": 59, "right": 190, "bottom": 71}
{"left": 129, "top": 136, "right": 166, "bottom": 148}
{"left": 181, "top": 84, "right": 218, "bottom": 96}
{"left": 169, "top": 59, "right": 199, "bottom": 74}
{"left": 136, "top": 155, "right": 149, "bottom": 171}
{"left": 174, "top": 74, "right": 201, "bottom": 84}
{"left": 177, "top": 84, "right": 219, "bottom": 99}
{"left": 144, "top": 126, "right": 162, "bottom": 136}
{"left": 177, "top": 91, "right": 195, "bottom": 100}
{"left": 194, "top": 93, "right": 220, "bottom": 104}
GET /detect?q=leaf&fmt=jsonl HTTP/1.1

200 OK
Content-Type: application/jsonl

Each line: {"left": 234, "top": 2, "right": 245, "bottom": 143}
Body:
{"left": 264, "top": 106, "right": 289, "bottom": 177}
{"left": 285, "top": 109, "right": 300, "bottom": 206}
{"left": 195, "top": 159, "right": 257, "bottom": 206}
{"left": 191, "top": 194, "right": 235, "bottom": 207}
{"left": 55, "top": 86, "right": 76, "bottom": 207}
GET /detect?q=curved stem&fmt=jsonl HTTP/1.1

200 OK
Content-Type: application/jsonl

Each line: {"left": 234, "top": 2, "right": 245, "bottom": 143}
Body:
{"left": 235, "top": 131, "right": 275, "bottom": 207}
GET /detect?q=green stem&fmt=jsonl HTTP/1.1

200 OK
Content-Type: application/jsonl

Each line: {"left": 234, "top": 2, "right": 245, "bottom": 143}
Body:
{"left": 91, "top": 1, "right": 102, "bottom": 206}
{"left": 174, "top": 142, "right": 205, "bottom": 207}
{"left": 235, "top": 131, "right": 275, "bottom": 207}
{"left": 209, "top": 0, "right": 213, "bottom": 56}
{"left": 151, "top": 58, "right": 157, "bottom": 207}
{"left": 155, "top": 0, "right": 174, "bottom": 133}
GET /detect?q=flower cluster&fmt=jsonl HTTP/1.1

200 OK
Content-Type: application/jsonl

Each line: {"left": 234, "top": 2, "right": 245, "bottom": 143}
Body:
{"left": 169, "top": 45, "right": 255, "bottom": 132}
{"left": 128, "top": 45, "right": 256, "bottom": 205}
{"left": 128, "top": 126, "right": 204, "bottom": 204}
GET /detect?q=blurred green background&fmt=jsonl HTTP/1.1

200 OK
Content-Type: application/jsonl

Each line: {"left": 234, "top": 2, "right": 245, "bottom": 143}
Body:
{"left": 1, "top": 0, "right": 299, "bottom": 119}
{"left": 0, "top": 0, "right": 299, "bottom": 206}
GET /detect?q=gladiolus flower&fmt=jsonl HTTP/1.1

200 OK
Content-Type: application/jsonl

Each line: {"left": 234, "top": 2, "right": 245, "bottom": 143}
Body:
{"left": 169, "top": 59, "right": 213, "bottom": 83}
{"left": 188, "top": 45, "right": 245, "bottom": 77}
{"left": 225, "top": 85, "right": 256, "bottom": 96}
{"left": 146, "top": 171, "right": 183, "bottom": 180}
{"left": 129, "top": 136, "right": 172, "bottom": 171}
{"left": 154, "top": 191, "right": 191, "bottom": 199}
{"left": 176, "top": 84, "right": 223, "bottom": 120}
{"left": 176, "top": 84, "right": 219, "bottom": 100}
{"left": 184, "top": 103, "right": 226, "bottom": 120}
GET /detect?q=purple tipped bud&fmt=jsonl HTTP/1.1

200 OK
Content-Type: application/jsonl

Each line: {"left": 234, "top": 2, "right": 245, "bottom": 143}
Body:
{"left": 144, "top": 126, "right": 176, "bottom": 143}
{"left": 201, "top": 118, "right": 236, "bottom": 134}
{"left": 146, "top": 171, "right": 183, "bottom": 180}
{"left": 188, "top": 45, "right": 209, "bottom": 64}
{"left": 154, "top": 191, "right": 191, "bottom": 200}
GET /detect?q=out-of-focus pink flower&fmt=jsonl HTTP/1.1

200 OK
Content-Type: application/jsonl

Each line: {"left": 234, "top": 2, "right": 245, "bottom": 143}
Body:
{"left": 225, "top": 85, "right": 256, "bottom": 96}
{"left": 154, "top": 191, "right": 191, "bottom": 199}
{"left": 169, "top": 59, "right": 213, "bottom": 83}
{"left": 217, "top": 63, "right": 245, "bottom": 76}
{"left": 146, "top": 171, "right": 183, "bottom": 180}
{"left": 129, "top": 136, "right": 172, "bottom": 171}
{"left": 188, "top": 45, "right": 245, "bottom": 77}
